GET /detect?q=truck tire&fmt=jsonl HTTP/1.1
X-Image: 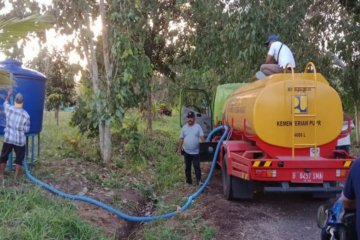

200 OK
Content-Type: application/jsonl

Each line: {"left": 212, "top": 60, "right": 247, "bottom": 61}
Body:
{"left": 222, "top": 154, "right": 254, "bottom": 200}
{"left": 222, "top": 154, "right": 233, "bottom": 200}
{"left": 231, "top": 177, "right": 254, "bottom": 199}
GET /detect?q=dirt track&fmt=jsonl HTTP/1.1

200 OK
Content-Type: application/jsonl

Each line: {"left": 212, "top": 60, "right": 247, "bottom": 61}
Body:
{"left": 199, "top": 165, "right": 330, "bottom": 240}
{"left": 38, "top": 158, "right": 332, "bottom": 239}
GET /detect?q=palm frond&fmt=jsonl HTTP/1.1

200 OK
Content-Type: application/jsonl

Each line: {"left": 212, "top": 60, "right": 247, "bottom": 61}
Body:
{"left": 0, "top": 15, "right": 52, "bottom": 49}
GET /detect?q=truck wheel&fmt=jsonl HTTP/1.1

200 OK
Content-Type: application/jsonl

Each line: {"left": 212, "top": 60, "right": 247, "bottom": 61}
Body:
{"left": 231, "top": 175, "right": 254, "bottom": 199}
{"left": 222, "top": 154, "right": 232, "bottom": 200}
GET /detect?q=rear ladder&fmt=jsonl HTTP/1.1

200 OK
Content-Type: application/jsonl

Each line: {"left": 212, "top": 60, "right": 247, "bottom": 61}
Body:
{"left": 290, "top": 62, "right": 319, "bottom": 158}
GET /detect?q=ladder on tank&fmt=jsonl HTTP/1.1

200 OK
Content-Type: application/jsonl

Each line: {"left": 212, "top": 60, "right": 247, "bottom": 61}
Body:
{"left": 290, "top": 62, "right": 319, "bottom": 158}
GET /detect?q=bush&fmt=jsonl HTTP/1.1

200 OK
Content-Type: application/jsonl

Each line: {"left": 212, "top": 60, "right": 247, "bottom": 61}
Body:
{"left": 118, "top": 115, "right": 142, "bottom": 159}
{"left": 70, "top": 98, "right": 98, "bottom": 137}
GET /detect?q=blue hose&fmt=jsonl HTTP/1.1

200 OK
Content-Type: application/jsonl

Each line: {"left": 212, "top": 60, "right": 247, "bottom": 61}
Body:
{"left": 23, "top": 125, "right": 229, "bottom": 222}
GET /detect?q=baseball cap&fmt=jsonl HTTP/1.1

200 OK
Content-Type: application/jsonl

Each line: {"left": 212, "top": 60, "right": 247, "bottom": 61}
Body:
{"left": 187, "top": 111, "right": 195, "bottom": 118}
{"left": 264, "top": 34, "right": 279, "bottom": 45}
{"left": 15, "top": 93, "right": 23, "bottom": 104}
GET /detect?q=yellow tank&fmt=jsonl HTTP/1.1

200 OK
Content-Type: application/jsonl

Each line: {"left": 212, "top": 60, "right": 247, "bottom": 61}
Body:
{"left": 224, "top": 73, "right": 343, "bottom": 148}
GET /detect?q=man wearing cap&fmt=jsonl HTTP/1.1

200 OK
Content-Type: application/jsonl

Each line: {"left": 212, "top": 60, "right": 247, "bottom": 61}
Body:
{"left": 177, "top": 111, "right": 205, "bottom": 185}
{"left": 342, "top": 158, "right": 360, "bottom": 239}
{"left": 0, "top": 89, "right": 30, "bottom": 183}
{"left": 260, "top": 34, "right": 296, "bottom": 76}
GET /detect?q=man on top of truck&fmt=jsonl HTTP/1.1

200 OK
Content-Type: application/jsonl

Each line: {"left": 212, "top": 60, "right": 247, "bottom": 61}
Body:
{"left": 259, "top": 34, "right": 296, "bottom": 76}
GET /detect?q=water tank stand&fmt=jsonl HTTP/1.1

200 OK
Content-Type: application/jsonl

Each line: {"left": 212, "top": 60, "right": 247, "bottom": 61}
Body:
{"left": 5, "top": 133, "right": 40, "bottom": 171}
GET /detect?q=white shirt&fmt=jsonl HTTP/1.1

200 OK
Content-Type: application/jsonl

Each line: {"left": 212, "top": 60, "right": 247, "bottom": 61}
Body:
{"left": 180, "top": 123, "right": 204, "bottom": 154}
{"left": 268, "top": 41, "right": 296, "bottom": 69}
{"left": 4, "top": 101, "right": 30, "bottom": 146}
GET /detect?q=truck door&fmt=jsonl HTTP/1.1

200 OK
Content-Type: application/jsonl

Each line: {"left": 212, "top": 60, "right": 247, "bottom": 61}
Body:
{"left": 179, "top": 88, "right": 212, "bottom": 137}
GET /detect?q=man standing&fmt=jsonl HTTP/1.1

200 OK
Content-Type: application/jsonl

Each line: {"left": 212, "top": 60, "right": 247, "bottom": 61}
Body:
{"left": 336, "top": 112, "right": 355, "bottom": 154}
{"left": 177, "top": 111, "right": 205, "bottom": 185}
{"left": 260, "top": 34, "right": 296, "bottom": 76}
{"left": 342, "top": 158, "right": 360, "bottom": 239}
{"left": 0, "top": 90, "right": 30, "bottom": 183}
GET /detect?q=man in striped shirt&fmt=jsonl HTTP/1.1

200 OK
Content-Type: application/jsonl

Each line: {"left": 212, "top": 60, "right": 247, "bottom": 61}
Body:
{"left": 0, "top": 90, "right": 30, "bottom": 183}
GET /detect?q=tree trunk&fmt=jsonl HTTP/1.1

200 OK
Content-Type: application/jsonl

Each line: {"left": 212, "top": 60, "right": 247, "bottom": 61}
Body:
{"left": 355, "top": 104, "right": 360, "bottom": 145}
{"left": 99, "top": 0, "right": 112, "bottom": 163}
{"left": 55, "top": 107, "right": 59, "bottom": 126}
{"left": 99, "top": 0, "right": 112, "bottom": 95}
{"left": 146, "top": 78, "right": 152, "bottom": 131}
{"left": 83, "top": 13, "right": 111, "bottom": 163}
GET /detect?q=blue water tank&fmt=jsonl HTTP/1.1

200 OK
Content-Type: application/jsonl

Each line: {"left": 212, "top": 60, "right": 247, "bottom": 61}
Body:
{"left": 0, "top": 59, "right": 47, "bottom": 134}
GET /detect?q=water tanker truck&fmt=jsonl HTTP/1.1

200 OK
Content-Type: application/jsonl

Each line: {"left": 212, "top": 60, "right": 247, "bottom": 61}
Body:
{"left": 180, "top": 63, "right": 354, "bottom": 200}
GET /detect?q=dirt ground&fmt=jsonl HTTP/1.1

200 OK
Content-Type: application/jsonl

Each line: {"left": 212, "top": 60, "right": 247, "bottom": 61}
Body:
{"left": 32, "top": 158, "right": 146, "bottom": 239}
{"left": 200, "top": 165, "right": 324, "bottom": 240}
{"left": 28, "top": 158, "right": 336, "bottom": 240}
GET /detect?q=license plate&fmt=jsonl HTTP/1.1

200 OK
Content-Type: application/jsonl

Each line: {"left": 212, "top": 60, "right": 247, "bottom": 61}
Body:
{"left": 291, "top": 171, "right": 324, "bottom": 183}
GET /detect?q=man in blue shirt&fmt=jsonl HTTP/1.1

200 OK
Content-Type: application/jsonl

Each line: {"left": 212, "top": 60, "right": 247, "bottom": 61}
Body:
{"left": 0, "top": 90, "right": 30, "bottom": 183}
{"left": 342, "top": 158, "right": 360, "bottom": 239}
{"left": 177, "top": 111, "right": 205, "bottom": 185}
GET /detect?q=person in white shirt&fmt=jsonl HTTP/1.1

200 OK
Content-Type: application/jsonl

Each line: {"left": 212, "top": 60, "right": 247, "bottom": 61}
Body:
{"left": 176, "top": 111, "right": 205, "bottom": 185}
{"left": 0, "top": 90, "right": 30, "bottom": 183}
{"left": 260, "top": 34, "right": 296, "bottom": 76}
{"left": 336, "top": 113, "right": 355, "bottom": 154}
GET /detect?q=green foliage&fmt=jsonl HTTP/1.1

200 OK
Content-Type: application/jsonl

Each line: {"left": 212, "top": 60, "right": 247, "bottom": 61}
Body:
{"left": 203, "top": 226, "right": 216, "bottom": 240}
{"left": 0, "top": 187, "right": 108, "bottom": 239}
{"left": 70, "top": 97, "right": 99, "bottom": 137}
{"left": 42, "top": 111, "right": 100, "bottom": 162}
{"left": 142, "top": 222, "right": 183, "bottom": 240}
{"left": 176, "top": 0, "right": 315, "bottom": 93}
{"left": 40, "top": 108, "right": 210, "bottom": 239}
{"left": 339, "top": 0, "right": 360, "bottom": 21}
{"left": 46, "top": 93, "right": 62, "bottom": 111}
{"left": 140, "top": 215, "right": 216, "bottom": 240}
{"left": 302, "top": 0, "right": 360, "bottom": 144}
{"left": 118, "top": 115, "right": 142, "bottom": 159}
{"left": 132, "top": 181, "right": 157, "bottom": 201}
{"left": 30, "top": 49, "right": 78, "bottom": 111}
{"left": 0, "top": 14, "right": 51, "bottom": 51}
{"left": 139, "top": 131, "right": 183, "bottom": 190}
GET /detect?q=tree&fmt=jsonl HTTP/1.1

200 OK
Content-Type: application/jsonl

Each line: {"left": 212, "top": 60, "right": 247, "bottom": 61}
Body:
{"left": 51, "top": 0, "right": 113, "bottom": 162}
{"left": 99, "top": 0, "right": 112, "bottom": 159}
{"left": 29, "top": 49, "right": 78, "bottom": 125}
{"left": 302, "top": 0, "right": 360, "bottom": 144}
{"left": 177, "top": 0, "right": 317, "bottom": 90}
{"left": 337, "top": 0, "right": 360, "bottom": 144}
{"left": 109, "top": 0, "right": 194, "bottom": 130}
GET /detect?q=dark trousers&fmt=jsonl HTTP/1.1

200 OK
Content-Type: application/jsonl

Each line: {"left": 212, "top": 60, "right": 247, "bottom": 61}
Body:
{"left": 184, "top": 152, "right": 201, "bottom": 184}
{"left": 336, "top": 145, "right": 350, "bottom": 154}
{"left": 0, "top": 142, "right": 25, "bottom": 165}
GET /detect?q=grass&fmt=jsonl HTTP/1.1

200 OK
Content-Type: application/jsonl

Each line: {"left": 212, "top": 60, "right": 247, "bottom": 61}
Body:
{"left": 0, "top": 111, "right": 110, "bottom": 239}
{"left": 1, "top": 110, "right": 215, "bottom": 240}
{"left": 41, "top": 111, "right": 100, "bottom": 163}
{"left": 0, "top": 187, "right": 108, "bottom": 240}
